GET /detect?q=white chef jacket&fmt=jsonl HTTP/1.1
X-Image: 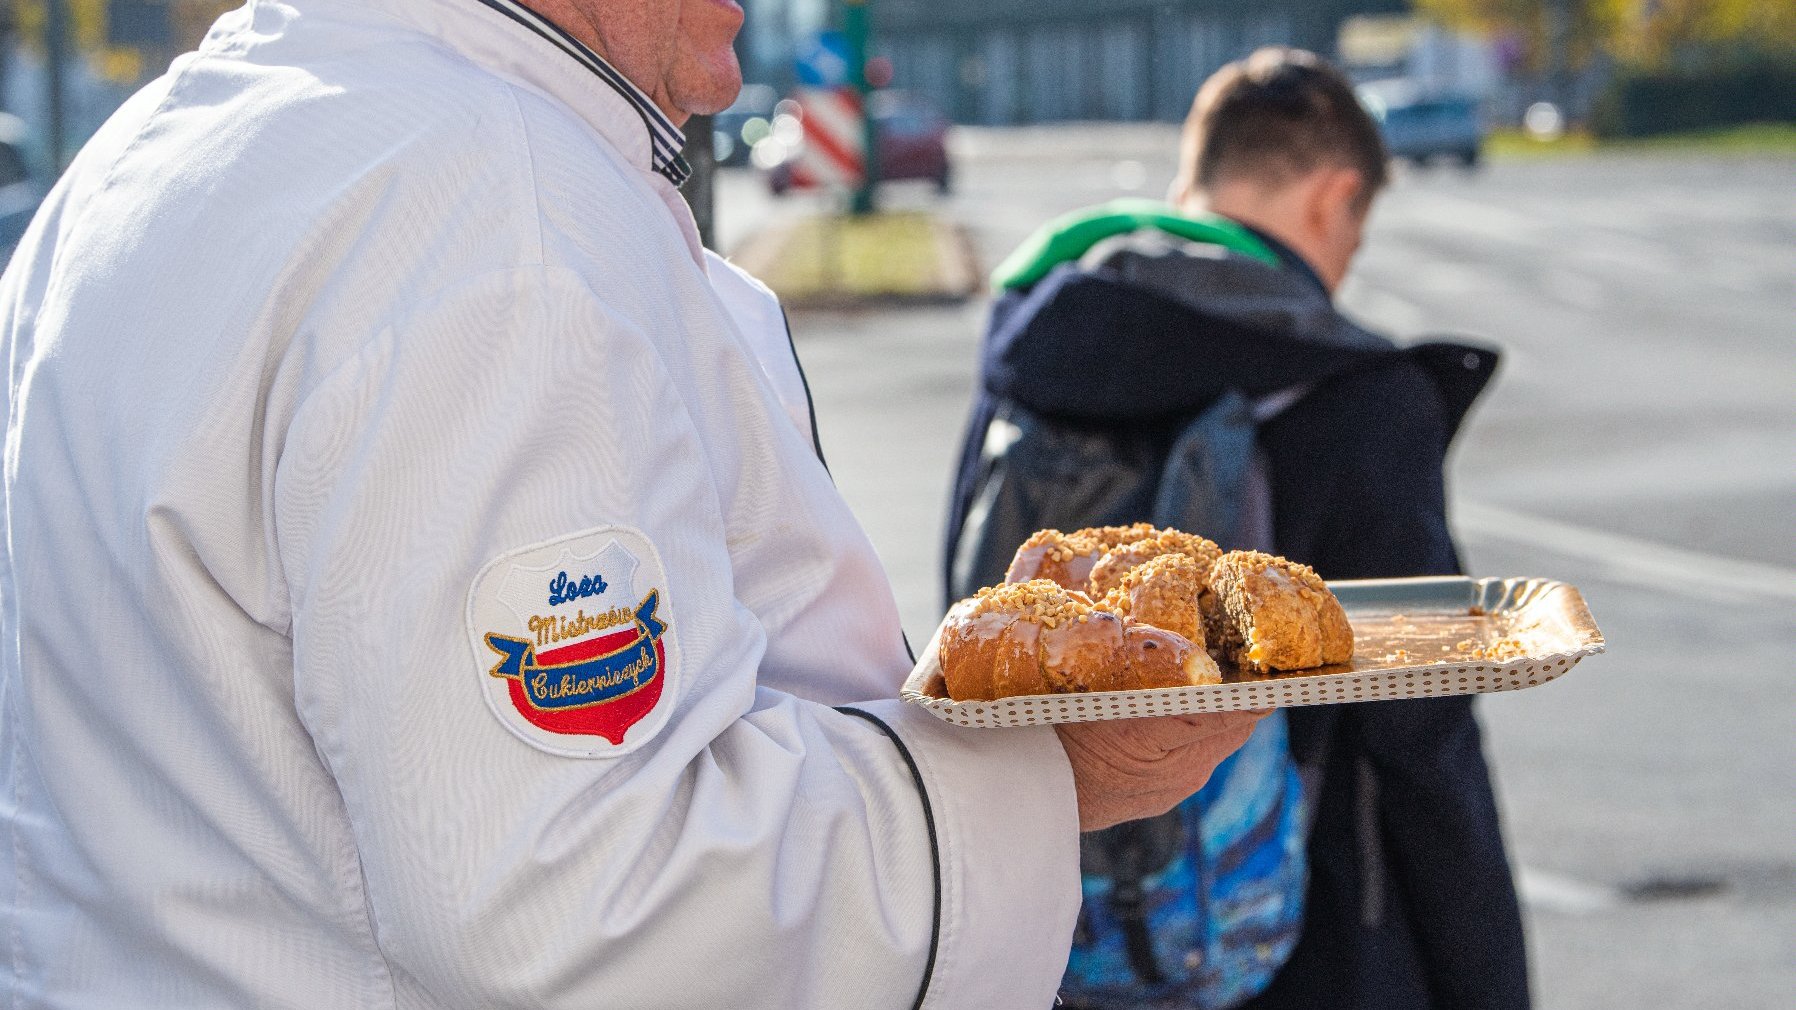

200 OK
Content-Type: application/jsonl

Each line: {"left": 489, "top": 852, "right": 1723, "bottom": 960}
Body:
{"left": 0, "top": 1, "right": 1079, "bottom": 1006}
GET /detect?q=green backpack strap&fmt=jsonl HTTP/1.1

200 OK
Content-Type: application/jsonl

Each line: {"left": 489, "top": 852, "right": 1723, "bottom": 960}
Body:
{"left": 990, "top": 198, "right": 1281, "bottom": 292}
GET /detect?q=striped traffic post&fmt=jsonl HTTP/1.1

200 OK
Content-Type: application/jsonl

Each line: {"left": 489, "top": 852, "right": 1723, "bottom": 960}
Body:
{"left": 788, "top": 86, "right": 866, "bottom": 193}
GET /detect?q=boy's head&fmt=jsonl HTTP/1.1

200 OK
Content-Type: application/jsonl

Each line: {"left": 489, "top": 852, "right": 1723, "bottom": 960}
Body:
{"left": 1171, "top": 48, "right": 1388, "bottom": 293}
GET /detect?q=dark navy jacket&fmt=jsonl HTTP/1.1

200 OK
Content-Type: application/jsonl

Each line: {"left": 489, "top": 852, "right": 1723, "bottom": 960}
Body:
{"left": 945, "top": 233, "right": 1530, "bottom": 1010}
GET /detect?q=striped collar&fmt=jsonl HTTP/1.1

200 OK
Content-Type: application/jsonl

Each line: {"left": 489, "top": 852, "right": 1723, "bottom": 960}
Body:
{"left": 471, "top": 0, "right": 691, "bottom": 187}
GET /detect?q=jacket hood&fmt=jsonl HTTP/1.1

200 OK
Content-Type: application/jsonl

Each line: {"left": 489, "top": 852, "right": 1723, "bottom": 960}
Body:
{"left": 990, "top": 199, "right": 1280, "bottom": 291}
{"left": 981, "top": 209, "right": 1410, "bottom": 423}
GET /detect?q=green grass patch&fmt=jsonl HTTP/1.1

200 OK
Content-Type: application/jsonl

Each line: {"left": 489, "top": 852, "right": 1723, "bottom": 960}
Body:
{"left": 1489, "top": 122, "right": 1796, "bottom": 159}
{"left": 755, "top": 212, "right": 956, "bottom": 305}
{"left": 1486, "top": 128, "right": 1598, "bottom": 158}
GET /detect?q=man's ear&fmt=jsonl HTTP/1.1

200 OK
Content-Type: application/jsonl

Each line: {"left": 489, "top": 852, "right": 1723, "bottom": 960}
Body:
{"left": 1311, "top": 167, "right": 1364, "bottom": 232}
{"left": 1299, "top": 167, "right": 1370, "bottom": 293}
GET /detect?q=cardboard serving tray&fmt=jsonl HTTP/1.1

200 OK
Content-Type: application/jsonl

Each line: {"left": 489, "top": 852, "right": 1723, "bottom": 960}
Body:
{"left": 901, "top": 576, "right": 1604, "bottom": 727}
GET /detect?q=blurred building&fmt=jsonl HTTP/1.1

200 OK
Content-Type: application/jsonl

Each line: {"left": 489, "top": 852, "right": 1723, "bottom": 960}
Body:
{"left": 742, "top": 0, "right": 830, "bottom": 89}
{"left": 2, "top": 0, "right": 239, "bottom": 171}
{"left": 871, "top": 0, "right": 1406, "bottom": 124}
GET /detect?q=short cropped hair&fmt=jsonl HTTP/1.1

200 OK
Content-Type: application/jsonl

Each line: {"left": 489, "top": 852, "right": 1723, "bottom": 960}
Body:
{"left": 1172, "top": 47, "right": 1388, "bottom": 210}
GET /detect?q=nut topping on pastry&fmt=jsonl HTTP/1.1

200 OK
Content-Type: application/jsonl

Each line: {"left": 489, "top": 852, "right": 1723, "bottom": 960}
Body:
{"left": 1098, "top": 552, "right": 1208, "bottom": 648}
{"left": 1087, "top": 529, "right": 1223, "bottom": 598}
{"left": 1005, "top": 524, "right": 1159, "bottom": 590}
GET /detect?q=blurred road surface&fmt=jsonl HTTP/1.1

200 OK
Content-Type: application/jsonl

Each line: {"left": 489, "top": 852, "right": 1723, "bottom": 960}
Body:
{"left": 717, "top": 127, "right": 1795, "bottom": 1009}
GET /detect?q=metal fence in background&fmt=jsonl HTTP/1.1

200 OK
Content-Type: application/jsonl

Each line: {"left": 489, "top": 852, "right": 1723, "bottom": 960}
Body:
{"left": 873, "top": 0, "right": 1378, "bottom": 125}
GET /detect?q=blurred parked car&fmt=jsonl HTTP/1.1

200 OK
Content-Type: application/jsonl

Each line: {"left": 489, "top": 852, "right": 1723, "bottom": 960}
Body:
{"left": 0, "top": 113, "right": 46, "bottom": 265}
{"left": 764, "top": 89, "right": 952, "bottom": 196}
{"left": 712, "top": 83, "right": 777, "bottom": 168}
{"left": 1358, "top": 80, "right": 1485, "bottom": 167}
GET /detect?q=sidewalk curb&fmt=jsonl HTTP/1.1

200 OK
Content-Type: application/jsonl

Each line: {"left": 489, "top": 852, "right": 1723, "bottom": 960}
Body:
{"left": 728, "top": 211, "right": 982, "bottom": 312}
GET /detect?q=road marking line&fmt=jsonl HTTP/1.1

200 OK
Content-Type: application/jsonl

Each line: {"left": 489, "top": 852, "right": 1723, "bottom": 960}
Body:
{"left": 1455, "top": 500, "right": 1796, "bottom": 603}
{"left": 1516, "top": 866, "right": 1623, "bottom": 916}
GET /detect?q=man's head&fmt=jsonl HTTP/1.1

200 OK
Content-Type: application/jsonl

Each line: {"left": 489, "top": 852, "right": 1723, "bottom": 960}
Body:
{"left": 1170, "top": 48, "right": 1388, "bottom": 293}
{"left": 523, "top": 0, "right": 745, "bottom": 124}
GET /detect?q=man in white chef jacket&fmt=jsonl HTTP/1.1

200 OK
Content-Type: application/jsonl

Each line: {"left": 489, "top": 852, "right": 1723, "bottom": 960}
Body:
{"left": 0, "top": 1, "right": 1259, "bottom": 1006}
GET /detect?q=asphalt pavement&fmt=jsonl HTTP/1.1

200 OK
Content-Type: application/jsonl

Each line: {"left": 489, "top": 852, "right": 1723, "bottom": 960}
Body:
{"left": 715, "top": 128, "right": 1795, "bottom": 1009}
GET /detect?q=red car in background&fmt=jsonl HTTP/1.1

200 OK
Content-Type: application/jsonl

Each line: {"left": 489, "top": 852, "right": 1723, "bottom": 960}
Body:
{"left": 764, "top": 89, "right": 952, "bottom": 196}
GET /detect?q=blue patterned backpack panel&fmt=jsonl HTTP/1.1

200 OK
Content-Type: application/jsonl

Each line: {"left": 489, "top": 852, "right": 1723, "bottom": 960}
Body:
{"left": 1061, "top": 710, "right": 1307, "bottom": 1008}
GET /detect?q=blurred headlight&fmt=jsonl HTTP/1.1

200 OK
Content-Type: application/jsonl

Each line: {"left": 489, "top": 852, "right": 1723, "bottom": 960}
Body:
{"left": 1524, "top": 102, "right": 1565, "bottom": 141}
{"left": 741, "top": 116, "right": 772, "bottom": 146}
{"left": 750, "top": 139, "right": 789, "bottom": 171}
{"left": 772, "top": 114, "right": 804, "bottom": 148}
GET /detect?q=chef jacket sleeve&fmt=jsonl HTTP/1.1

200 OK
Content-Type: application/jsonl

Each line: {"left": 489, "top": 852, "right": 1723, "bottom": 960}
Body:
{"left": 273, "top": 265, "right": 1080, "bottom": 1008}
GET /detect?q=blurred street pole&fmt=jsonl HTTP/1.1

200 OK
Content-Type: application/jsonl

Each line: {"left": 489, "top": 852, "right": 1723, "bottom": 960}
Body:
{"left": 0, "top": 6, "right": 16, "bottom": 112}
{"left": 681, "top": 114, "right": 717, "bottom": 250}
{"left": 46, "top": 0, "right": 70, "bottom": 173}
{"left": 1546, "top": 0, "right": 1570, "bottom": 120}
{"left": 844, "top": 0, "right": 878, "bottom": 215}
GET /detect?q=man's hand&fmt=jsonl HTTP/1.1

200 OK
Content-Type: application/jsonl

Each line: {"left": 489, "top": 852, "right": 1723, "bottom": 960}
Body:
{"left": 1054, "top": 710, "right": 1266, "bottom": 832}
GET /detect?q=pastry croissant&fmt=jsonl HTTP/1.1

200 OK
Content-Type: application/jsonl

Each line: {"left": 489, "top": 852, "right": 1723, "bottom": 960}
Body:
{"left": 937, "top": 580, "right": 1219, "bottom": 701}
{"left": 939, "top": 527, "right": 1355, "bottom": 702}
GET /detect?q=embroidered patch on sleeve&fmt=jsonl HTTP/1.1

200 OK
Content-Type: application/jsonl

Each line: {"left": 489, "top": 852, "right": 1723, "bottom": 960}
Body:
{"left": 466, "top": 526, "right": 677, "bottom": 758}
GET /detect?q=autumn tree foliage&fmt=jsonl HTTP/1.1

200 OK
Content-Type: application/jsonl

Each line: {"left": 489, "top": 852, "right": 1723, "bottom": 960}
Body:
{"left": 1605, "top": 0, "right": 1796, "bottom": 69}
{"left": 1416, "top": 0, "right": 1796, "bottom": 71}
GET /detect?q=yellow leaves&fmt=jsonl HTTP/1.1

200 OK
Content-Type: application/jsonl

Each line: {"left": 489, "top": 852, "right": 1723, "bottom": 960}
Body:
{"left": 1414, "top": 0, "right": 1796, "bottom": 72}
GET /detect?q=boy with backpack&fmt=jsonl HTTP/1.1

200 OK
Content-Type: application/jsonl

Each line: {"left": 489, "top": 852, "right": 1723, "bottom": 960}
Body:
{"left": 945, "top": 48, "right": 1530, "bottom": 1010}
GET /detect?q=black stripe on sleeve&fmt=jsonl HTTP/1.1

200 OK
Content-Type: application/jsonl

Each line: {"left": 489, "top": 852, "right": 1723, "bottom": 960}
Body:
{"left": 778, "top": 307, "right": 829, "bottom": 472}
{"left": 837, "top": 706, "right": 941, "bottom": 1010}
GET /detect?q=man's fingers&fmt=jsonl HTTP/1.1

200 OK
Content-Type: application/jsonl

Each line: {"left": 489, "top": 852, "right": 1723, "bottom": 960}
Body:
{"left": 1170, "top": 708, "right": 1271, "bottom": 729}
{"left": 1162, "top": 722, "right": 1259, "bottom": 792}
{"left": 1168, "top": 722, "right": 1257, "bottom": 763}
{"left": 1059, "top": 710, "right": 1275, "bottom": 831}
{"left": 1143, "top": 709, "right": 1266, "bottom": 747}
{"left": 1060, "top": 710, "right": 1266, "bottom": 769}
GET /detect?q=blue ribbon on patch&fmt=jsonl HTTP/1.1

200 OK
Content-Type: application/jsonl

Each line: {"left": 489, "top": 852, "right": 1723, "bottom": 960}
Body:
{"left": 486, "top": 591, "right": 666, "bottom": 711}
